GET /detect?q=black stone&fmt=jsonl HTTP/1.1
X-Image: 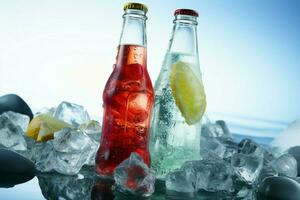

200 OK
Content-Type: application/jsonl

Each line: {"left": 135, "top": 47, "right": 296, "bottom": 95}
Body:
{"left": 0, "top": 149, "right": 36, "bottom": 188}
{"left": 257, "top": 176, "right": 300, "bottom": 200}
{"left": 288, "top": 146, "right": 300, "bottom": 176}
{"left": 0, "top": 94, "right": 33, "bottom": 120}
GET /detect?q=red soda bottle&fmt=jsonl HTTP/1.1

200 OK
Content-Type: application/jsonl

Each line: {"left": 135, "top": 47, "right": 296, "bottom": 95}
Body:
{"left": 96, "top": 3, "right": 154, "bottom": 176}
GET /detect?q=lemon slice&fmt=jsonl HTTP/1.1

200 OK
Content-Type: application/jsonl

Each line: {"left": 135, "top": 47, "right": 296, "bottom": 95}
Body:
{"left": 26, "top": 114, "right": 72, "bottom": 142}
{"left": 170, "top": 61, "right": 206, "bottom": 125}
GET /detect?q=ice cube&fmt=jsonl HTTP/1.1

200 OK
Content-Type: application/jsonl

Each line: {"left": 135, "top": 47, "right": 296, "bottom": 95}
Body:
{"left": 1, "top": 111, "right": 30, "bottom": 132}
{"left": 182, "top": 160, "right": 234, "bottom": 193}
{"left": 114, "top": 152, "right": 156, "bottom": 197}
{"left": 17, "top": 136, "right": 38, "bottom": 159}
{"left": 0, "top": 115, "right": 27, "bottom": 151}
{"left": 200, "top": 137, "right": 226, "bottom": 159}
{"left": 215, "top": 120, "right": 231, "bottom": 137}
{"left": 54, "top": 128, "right": 98, "bottom": 174}
{"left": 53, "top": 128, "right": 97, "bottom": 153}
{"left": 200, "top": 120, "right": 236, "bottom": 161}
{"left": 79, "top": 120, "right": 101, "bottom": 142}
{"left": 30, "top": 142, "right": 55, "bottom": 172}
{"left": 54, "top": 150, "right": 94, "bottom": 175}
{"left": 54, "top": 101, "right": 90, "bottom": 127}
{"left": 237, "top": 138, "right": 274, "bottom": 165}
{"left": 165, "top": 169, "right": 196, "bottom": 193}
{"left": 231, "top": 153, "right": 263, "bottom": 184}
{"left": 270, "top": 153, "right": 298, "bottom": 178}
{"left": 201, "top": 120, "right": 231, "bottom": 138}
{"left": 80, "top": 120, "right": 101, "bottom": 135}
{"left": 238, "top": 139, "right": 265, "bottom": 158}
{"left": 35, "top": 107, "right": 56, "bottom": 116}
{"left": 27, "top": 128, "right": 99, "bottom": 175}
{"left": 263, "top": 148, "right": 276, "bottom": 165}
{"left": 218, "top": 138, "right": 239, "bottom": 159}
{"left": 200, "top": 121, "right": 239, "bottom": 159}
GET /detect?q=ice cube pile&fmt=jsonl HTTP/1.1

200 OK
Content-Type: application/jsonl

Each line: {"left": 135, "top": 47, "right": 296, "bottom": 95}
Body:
{"left": 165, "top": 120, "right": 300, "bottom": 198}
{"left": 26, "top": 128, "right": 99, "bottom": 175}
{"left": 1, "top": 100, "right": 300, "bottom": 198}
{"left": 0, "top": 101, "right": 101, "bottom": 175}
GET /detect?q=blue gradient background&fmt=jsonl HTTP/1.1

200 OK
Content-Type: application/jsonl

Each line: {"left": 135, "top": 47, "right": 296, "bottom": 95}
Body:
{"left": 0, "top": 1, "right": 300, "bottom": 199}
{"left": 0, "top": 0, "right": 299, "bottom": 135}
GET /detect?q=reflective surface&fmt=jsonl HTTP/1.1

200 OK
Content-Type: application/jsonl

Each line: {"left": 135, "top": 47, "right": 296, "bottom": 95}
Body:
{"left": 0, "top": 174, "right": 246, "bottom": 200}
{"left": 0, "top": 135, "right": 274, "bottom": 199}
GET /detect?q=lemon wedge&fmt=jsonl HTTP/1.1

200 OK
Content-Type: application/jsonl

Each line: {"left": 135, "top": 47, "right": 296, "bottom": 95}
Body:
{"left": 170, "top": 61, "right": 206, "bottom": 125}
{"left": 26, "top": 114, "right": 72, "bottom": 142}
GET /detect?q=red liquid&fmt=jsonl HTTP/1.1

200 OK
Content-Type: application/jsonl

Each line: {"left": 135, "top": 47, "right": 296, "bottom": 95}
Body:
{"left": 96, "top": 44, "right": 154, "bottom": 176}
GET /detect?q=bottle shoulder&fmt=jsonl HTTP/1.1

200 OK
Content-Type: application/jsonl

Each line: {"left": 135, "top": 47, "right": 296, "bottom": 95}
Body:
{"left": 103, "top": 63, "right": 153, "bottom": 99}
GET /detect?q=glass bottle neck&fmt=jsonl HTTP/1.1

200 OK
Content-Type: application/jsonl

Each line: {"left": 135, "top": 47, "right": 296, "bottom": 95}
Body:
{"left": 119, "top": 9, "right": 147, "bottom": 46}
{"left": 168, "top": 15, "right": 198, "bottom": 55}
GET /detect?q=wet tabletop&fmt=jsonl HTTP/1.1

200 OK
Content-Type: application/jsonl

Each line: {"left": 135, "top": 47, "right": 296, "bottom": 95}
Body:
{"left": 0, "top": 167, "right": 254, "bottom": 200}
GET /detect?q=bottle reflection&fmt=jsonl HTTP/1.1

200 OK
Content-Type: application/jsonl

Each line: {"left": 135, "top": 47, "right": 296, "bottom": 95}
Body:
{"left": 91, "top": 177, "right": 154, "bottom": 200}
{"left": 37, "top": 167, "right": 95, "bottom": 200}
{"left": 91, "top": 178, "right": 115, "bottom": 200}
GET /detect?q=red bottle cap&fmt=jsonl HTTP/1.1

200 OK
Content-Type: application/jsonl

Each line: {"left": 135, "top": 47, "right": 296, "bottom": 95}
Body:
{"left": 174, "top": 9, "right": 199, "bottom": 17}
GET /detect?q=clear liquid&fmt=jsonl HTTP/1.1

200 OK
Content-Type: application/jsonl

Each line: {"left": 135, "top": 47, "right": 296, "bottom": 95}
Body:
{"left": 150, "top": 52, "right": 202, "bottom": 179}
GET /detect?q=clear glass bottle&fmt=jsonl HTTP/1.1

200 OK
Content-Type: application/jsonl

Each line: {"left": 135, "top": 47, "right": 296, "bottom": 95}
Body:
{"left": 150, "top": 9, "right": 206, "bottom": 179}
{"left": 96, "top": 3, "right": 154, "bottom": 176}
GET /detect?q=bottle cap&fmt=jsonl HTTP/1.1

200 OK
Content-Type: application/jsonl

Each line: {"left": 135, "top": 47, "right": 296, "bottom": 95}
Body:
{"left": 174, "top": 9, "right": 199, "bottom": 17}
{"left": 124, "top": 2, "right": 148, "bottom": 13}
